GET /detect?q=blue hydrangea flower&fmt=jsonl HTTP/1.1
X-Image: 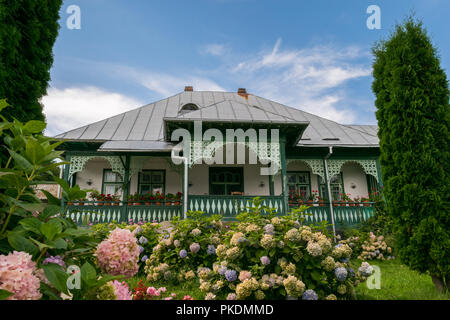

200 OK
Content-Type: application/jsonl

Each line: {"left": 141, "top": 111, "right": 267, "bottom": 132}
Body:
{"left": 374, "top": 250, "right": 380, "bottom": 255}
{"left": 302, "top": 289, "right": 318, "bottom": 300}
{"left": 349, "top": 268, "right": 355, "bottom": 278}
{"left": 334, "top": 244, "right": 343, "bottom": 249}
{"left": 225, "top": 269, "right": 237, "bottom": 282}
{"left": 141, "top": 255, "right": 148, "bottom": 262}
{"left": 218, "top": 266, "right": 227, "bottom": 275}
{"left": 179, "top": 249, "right": 188, "bottom": 259}
{"left": 334, "top": 267, "right": 348, "bottom": 282}
{"left": 138, "top": 245, "right": 145, "bottom": 254}
{"left": 260, "top": 256, "right": 270, "bottom": 266}
{"left": 139, "top": 236, "right": 148, "bottom": 244}
{"left": 206, "top": 244, "right": 216, "bottom": 255}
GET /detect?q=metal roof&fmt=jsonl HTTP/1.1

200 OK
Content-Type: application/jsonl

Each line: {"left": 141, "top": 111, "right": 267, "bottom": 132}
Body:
{"left": 54, "top": 91, "right": 379, "bottom": 150}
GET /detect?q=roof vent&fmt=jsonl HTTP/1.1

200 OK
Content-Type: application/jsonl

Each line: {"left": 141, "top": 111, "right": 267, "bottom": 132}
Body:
{"left": 184, "top": 86, "right": 193, "bottom": 92}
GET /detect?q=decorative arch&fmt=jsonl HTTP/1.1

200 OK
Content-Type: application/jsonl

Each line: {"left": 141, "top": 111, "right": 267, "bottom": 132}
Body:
{"left": 327, "top": 159, "right": 378, "bottom": 182}
{"left": 189, "top": 140, "right": 280, "bottom": 172}
{"left": 69, "top": 155, "right": 125, "bottom": 178}
{"left": 286, "top": 159, "right": 325, "bottom": 180}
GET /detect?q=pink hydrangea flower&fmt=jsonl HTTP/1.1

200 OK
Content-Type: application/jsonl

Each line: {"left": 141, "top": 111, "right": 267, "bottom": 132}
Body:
{"left": 110, "top": 280, "right": 132, "bottom": 300}
{"left": 95, "top": 228, "right": 140, "bottom": 277}
{"left": 0, "top": 251, "right": 42, "bottom": 300}
{"left": 183, "top": 295, "right": 194, "bottom": 300}
{"left": 158, "top": 287, "right": 167, "bottom": 293}
{"left": 146, "top": 286, "right": 157, "bottom": 296}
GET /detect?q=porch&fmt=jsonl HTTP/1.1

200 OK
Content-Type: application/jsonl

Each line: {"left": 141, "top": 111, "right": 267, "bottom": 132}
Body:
{"left": 63, "top": 151, "right": 380, "bottom": 227}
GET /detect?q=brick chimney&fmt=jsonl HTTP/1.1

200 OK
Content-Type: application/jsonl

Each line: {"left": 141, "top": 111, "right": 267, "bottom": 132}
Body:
{"left": 237, "top": 88, "right": 249, "bottom": 99}
{"left": 184, "top": 86, "right": 193, "bottom": 92}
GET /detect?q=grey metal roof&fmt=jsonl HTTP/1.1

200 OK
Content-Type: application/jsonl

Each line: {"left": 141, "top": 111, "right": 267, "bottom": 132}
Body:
{"left": 54, "top": 91, "right": 379, "bottom": 149}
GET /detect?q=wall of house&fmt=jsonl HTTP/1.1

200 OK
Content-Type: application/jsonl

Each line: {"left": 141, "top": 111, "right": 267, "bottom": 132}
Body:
{"left": 273, "top": 160, "right": 370, "bottom": 199}
{"left": 188, "top": 163, "right": 271, "bottom": 196}
{"left": 75, "top": 159, "right": 111, "bottom": 195}
{"left": 75, "top": 157, "right": 182, "bottom": 199}
{"left": 129, "top": 158, "right": 182, "bottom": 195}
{"left": 74, "top": 157, "right": 371, "bottom": 200}
{"left": 341, "top": 162, "right": 370, "bottom": 199}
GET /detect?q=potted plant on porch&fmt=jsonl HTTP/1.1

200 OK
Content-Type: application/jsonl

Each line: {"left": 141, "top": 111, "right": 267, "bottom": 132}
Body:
{"left": 112, "top": 194, "right": 121, "bottom": 206}
{"left": 154, "top": 191, "right": 164, "bottom": 206}
{"left": 166, "top": 193, "right": 175, "bottom": 205}
{"left": 174, "top": 192, "right": 182, "bottom": 206}
{"left": 142, "top": 192, "right": 153, "bottom": 205}
{"left": 360, "top": 196, "right": 370, "bottom": 207}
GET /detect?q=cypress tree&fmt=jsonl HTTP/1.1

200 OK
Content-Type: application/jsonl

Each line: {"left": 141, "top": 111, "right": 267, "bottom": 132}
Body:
{"left": 372, "top": 18, "right": 450, "bottom": 291}
{"left": 0, "top": 0, "right": 62, "bottom": 123}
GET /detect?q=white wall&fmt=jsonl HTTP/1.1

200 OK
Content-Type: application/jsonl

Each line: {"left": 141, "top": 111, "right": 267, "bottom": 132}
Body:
{"left": 74, "top": 157, "right": 371, "bottom": 199}
{"left": 341, "top": 162, "right": 369, "bottom": 199}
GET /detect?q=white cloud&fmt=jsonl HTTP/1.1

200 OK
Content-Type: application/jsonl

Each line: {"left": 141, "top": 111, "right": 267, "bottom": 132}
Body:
{"left": 42, "top": 86, "right": 143, "bottom": 137}
{"left": 201, "top": 43, "right": 228, "bottom": 56}
{"left": 231, "top": 38, "right": 371, "bottom": 123}
{"left": 116, "top": 66, "right": 226, "bottom": 96}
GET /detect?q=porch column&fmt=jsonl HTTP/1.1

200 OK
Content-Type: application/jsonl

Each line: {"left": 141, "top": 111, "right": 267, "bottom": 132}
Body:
{"left": 61, "top": 154, "right": 71, "bottom": 210}
{"left": 280, "top": 137, "right": 288, "bottom": 214}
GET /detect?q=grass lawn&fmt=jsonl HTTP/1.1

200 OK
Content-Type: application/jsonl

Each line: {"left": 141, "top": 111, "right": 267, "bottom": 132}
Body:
{"left": 353, "top": 259, "right": 450, "bottom": 300}
{"left": 126, "top": 259, "right": 449, "bottom": 300}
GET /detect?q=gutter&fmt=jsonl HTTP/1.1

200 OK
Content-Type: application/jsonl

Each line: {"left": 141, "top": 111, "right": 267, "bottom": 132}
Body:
{"left": 323, "top": 146, "right": 337, "bottom": 242}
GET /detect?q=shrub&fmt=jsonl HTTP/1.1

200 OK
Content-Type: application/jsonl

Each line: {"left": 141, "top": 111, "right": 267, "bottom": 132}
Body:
{"left": 194, "top": 201, "right": 372, "bottom": 300}
{"left": 95, "top": 228, "right": 140, "bottom": 277}
{"left": 90, "top": 221, "right": 160, "bottom": 272}
{"left": 339, "top": 231, "right": 394, "bottom": 261}
{"left": 0, "top": 251, "right": 42, "bottom": 300}
{"left": 144, "top": 211, "right": 225, "bottom": 283}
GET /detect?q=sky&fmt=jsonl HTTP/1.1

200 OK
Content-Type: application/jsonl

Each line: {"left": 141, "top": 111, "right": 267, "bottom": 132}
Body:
{"left": 42, "top": 0, "right": 450, "bottom": 136}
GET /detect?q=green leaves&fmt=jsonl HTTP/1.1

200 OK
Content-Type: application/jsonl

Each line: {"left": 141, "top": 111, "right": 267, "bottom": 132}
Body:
{"left": 42, "top": 264, "right": 69, "bottom": 295}
{"left": 40, "top": 220, "right": 63, "bottom": 241}
{"left": 23, "top": 120, "right": 46, "bottom": 134}
{"left": 19, "top": 218, "right": 43, "bottom": 234}
{"left": 0, "top": 289, "right": 13, "bottom": 300}
{"left": 7, "top": 232, "right": 39, "bottom": 256}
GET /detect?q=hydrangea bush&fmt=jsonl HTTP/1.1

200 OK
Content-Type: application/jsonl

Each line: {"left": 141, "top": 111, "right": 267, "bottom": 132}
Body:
{"left": 194, "top": 202, "right": 372, "bottom": 300}
{"left": 91, "top": 221, "right": 160, "bottom": 272}
{"left": 144, "top": 211, "right": 225, "bottom": 283}
{"left": 95, "top": 228, "right": 140, "bottom": 277}
{"left": 339, "top": 231, "right": 394, "bottom": 261}
{"left": 0, "top": 251, "right": 42, "bottom": 300}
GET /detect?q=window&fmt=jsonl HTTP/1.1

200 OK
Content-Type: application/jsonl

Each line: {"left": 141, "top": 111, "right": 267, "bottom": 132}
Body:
{"left": 138, "top": 170, "right": 165, "bottom": 194}
{"left": 209, "top": 167, "right": 243, "bottom": 195}
{"left": 366, "top": 174, "right": 380, "bottom": 194}
{"left": 287, "top": 171, "right": 311, "bottom": 198}
{"left": 102, "top": 170, "right": 123, "bottom": 195}
{"left": 178, "top": 103, "right": 199, "bottom": 115}
{"left": 318, "top": 173, "right": 343, "bottom": 201}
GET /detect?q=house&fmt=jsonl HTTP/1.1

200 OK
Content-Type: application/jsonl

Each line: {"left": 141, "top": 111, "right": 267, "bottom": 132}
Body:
{"left": 56, "top": 87, "right": 382, "bottom": 230}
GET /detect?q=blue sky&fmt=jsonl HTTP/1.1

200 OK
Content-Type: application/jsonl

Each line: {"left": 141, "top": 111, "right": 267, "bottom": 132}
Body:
{"left": 43, "top": 0, "right": 450, "bottom": 136}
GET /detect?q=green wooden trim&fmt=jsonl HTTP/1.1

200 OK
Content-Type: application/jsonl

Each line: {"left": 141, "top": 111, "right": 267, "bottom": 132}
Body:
{"left": 269, "top": 175, "right": 274, "bottom": 196}
{"left": 123, "top": 155, "right": 130, "bottom": 202}
{"left": 280, "top": 137, "right": 288, "bottom": 213}
{"left": 137, "top": 169, "right": 166, "bottom": 194}
{"left": 62, "top": 154, "right": 71, "bottom": 209}
{"left": 375, "top": 158, "right": 383, "bottom": 188}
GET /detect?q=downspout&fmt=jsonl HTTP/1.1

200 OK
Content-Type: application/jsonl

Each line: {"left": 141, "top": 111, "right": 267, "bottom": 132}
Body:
{"left": 171, "top": 148, "right": 189, "bottom": 219}
{"left": 323, "top": 146, "right": 337, "bottom": 242}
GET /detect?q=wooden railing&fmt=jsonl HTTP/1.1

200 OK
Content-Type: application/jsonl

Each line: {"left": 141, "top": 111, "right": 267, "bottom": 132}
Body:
{"left": 188, "top": 195, "right": 286, "bottom": 219}
{"left": 66, "top": 198, "right": 375, "bottom": 227}
{"left": 65, "top": 201, "right": 183, "bottom": 225}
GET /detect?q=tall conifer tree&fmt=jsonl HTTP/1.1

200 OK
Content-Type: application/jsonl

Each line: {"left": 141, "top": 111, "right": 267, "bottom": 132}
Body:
{"left": 372, "top": 18, "right": 449, "bottom": 291}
